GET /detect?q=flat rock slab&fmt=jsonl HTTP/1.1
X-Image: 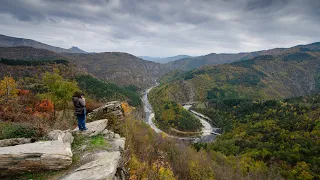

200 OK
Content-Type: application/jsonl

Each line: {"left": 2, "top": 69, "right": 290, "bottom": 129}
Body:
{"left": 62, "top": 151, "right": 121, "bottom": 180}
{"left": 0, "top": 140, "right": 72, "bottom": 175}
{"left": 73, "top": 119, "right": 108, "bottom": 137}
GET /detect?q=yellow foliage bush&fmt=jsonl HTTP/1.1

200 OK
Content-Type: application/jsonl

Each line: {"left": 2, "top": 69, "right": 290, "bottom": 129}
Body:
{"left": 121, "top": 101, "right": 132, "bottom": 114}
{"left": 0, "top": 76, "right": 19, "bottom": 99}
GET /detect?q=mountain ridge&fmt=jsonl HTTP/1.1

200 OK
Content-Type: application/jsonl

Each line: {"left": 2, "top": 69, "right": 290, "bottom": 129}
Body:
{"left": 165, "top": 42, "right": 320, "bottom": 70}
{"left": 154, "top": 44, "right": 320, "bottom": 104}
{"left": 140, "top": 55, "right": 191, "bottom": 63}
{"left": 0, "top": 34, "right": 87, "bottom": 54}
{"left": 0, "top": 46, "right": 168, "bottom": 88}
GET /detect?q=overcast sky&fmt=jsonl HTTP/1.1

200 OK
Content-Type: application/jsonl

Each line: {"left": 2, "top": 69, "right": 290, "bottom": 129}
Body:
{"left": 0, "top": 0, "right": 319, "bottom": 57}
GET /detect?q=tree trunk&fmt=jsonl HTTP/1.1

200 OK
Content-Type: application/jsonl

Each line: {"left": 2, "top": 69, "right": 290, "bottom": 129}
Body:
{"left": 53, "top": 102, "right": 56, "bottom": 117}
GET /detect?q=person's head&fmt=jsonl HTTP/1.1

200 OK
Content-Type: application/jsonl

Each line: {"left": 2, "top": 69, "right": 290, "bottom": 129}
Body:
{"left": 73, "top": 91, "right": 82, "bottom": 98}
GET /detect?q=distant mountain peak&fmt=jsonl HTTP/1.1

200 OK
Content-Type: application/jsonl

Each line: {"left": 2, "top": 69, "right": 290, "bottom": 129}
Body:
{"left": 68, "top": 46, "right": 87, "bottom": 53}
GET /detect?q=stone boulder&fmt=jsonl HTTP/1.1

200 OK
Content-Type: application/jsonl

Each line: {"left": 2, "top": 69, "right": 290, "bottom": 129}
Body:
{"left": 109, "top": 138, "right": 126, "bottom": 151}
{"left": 47, "top": 130, "right": 74, "bottom": 147}
{"left": 0, "top": 140, "right": 73, "bottom": 175}
{"left": 87, "top": 101, "right": 123, "bottom": 121}
{"left": 0, "top": 138, "right": 33, "bottom": 147}
{"left": 62, "top": 151, "right": 121, "bottom": 180}
{"left": 73, "top": 119, "right": 108, "bottom": 137}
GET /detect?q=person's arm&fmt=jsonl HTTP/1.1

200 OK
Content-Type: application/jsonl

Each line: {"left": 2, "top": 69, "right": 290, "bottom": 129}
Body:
{"left": 79, "top": 98, "right": 86, "bottom": 107}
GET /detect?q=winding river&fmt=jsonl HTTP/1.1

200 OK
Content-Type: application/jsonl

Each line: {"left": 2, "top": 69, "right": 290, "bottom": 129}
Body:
{"left": 142, "top": 86, "right": 218, "bottom": 142}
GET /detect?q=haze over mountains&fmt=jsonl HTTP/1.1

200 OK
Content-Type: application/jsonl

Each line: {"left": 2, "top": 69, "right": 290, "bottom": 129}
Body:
{"left": 140, "top": 55, "right": 191, "bottom": 64}
{"left": 0, "top": 34, "right": 87, "bottom": 54}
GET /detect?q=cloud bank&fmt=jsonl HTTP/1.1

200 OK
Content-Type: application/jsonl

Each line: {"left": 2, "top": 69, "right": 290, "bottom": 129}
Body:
{"left": 0, "top": 0, "right": 319, "bottom": 57}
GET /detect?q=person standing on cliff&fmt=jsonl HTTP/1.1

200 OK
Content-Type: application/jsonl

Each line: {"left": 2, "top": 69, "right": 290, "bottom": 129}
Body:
{"left": 72, "top": 91, "right": 88, "bottom": 131}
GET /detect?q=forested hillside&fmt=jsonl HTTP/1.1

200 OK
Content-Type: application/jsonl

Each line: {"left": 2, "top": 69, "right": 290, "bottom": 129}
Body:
{"left": 0, "top": 46, "right": 169, "bottom": 88}
{"left": 155, "top": 50, "right": 320, "bottom": 104}
{"left": 65, "top": 52, "right": 168, "bottom": 88}
{"left": 146, "top": 45, "right": 320, "bottom": 180}
{"left": 148, "top": 89, "right": 202, "bottom": 134}
{"left": 165, "top": 42, "right": 320, "bottom": 71}
{"left": 192, "top": 94, "right": 320, "bottom": 179}
{"left": 0, "top": 46, "right": 66, "bottom": 60}
{"left": 76, "top": 75, "right": 141, "bottom": 106}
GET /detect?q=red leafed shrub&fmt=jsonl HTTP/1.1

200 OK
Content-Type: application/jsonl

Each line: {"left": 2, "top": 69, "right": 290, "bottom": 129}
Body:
{"left": 18, "top": 89, "right": 31, "bottom": 96}
{"left": 34, "top": 100, "right": 54, "bottom": 113}
{"left": 24, "top": 107, "right": 33, "bottom": 114}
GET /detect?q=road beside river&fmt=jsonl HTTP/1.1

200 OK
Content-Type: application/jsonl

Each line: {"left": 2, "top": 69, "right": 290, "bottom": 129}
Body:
{"left": 142, "top": 86, "right": 218, "bottom": 142}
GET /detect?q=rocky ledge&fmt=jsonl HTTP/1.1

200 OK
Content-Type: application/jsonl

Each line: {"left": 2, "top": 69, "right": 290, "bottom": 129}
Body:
{"left": 0, "top": 101, "right": 126, "bottom": 180}
{"left": 0, "top": 131, "right": 73, "bottom": 175}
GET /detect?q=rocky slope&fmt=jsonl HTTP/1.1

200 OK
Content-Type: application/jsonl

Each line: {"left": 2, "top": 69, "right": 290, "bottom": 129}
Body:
{"left": 0, "top": 34, "right": 86, "bottom": 53}
{"left": 153, "top": 47, "right": 320, "bottom": 104}
{"left": 165, "top": 42, "right": 320, "bottom": 71}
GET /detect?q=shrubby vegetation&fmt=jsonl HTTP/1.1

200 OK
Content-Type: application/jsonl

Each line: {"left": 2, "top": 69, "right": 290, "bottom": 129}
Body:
{"left": 0, "top": 72, "right": 80, "bottom": 139}
{"left": 42, "top": 70, "right": 79, "bottom": 115}
{"left": 75, "top": 75, "right": 141, "bottom": 106}
{"left": 119, "top": 114, "right": 282, "bottom": 180}
{"left": 0, "top": 122, "right": 38, "bottom": 139}
{"left": 193, "top": 94, "right": 320, "bottom": 179}
{"left": 0, "top": 64, "right": 142, "bottom": 140}
{"left": 0, "top": 76, "right": 19, "bottom": 99}
{"left": 0, "top": 58, "right": 69, "bottom": 66}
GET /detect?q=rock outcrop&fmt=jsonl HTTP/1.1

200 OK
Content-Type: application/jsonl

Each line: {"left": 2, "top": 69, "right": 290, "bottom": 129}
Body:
{"left": 62, "top": 151, "right": 121, "bottom": 180}
{"left": 0, "top": 130, "right": 74, "bottom": 176}
{"left": 48, "top": 129, "right": 74, "bottom": 147}
{"left": 87, "top": 101, "right": 124, "bottom": 121}
{"left": 0, "top": 101, "right": 126, "bottom": 179}
{"left": 0, "top": 140, "right": 73, "bottom": 175}
{"left": 63, "top": 118, "right": 125, "bottom": 180}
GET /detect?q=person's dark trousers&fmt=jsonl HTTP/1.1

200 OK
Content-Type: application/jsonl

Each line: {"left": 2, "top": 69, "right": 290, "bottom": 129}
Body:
{"left": 77, "top": 109, "right": 87, "bottom": 130}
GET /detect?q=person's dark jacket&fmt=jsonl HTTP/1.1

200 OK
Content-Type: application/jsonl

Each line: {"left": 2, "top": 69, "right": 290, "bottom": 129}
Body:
{"left": 72, "top": 96, "right": 86, "bottom": 115}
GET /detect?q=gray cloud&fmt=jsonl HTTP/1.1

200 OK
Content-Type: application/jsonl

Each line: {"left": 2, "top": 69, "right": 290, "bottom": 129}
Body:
{"left": 0, "top": 0, "right": 319, "bottom": 57}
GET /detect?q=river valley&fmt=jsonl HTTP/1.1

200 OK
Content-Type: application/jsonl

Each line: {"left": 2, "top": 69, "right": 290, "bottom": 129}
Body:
{"left": 142, "top": 86, "right": 218, "bottom": 142}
